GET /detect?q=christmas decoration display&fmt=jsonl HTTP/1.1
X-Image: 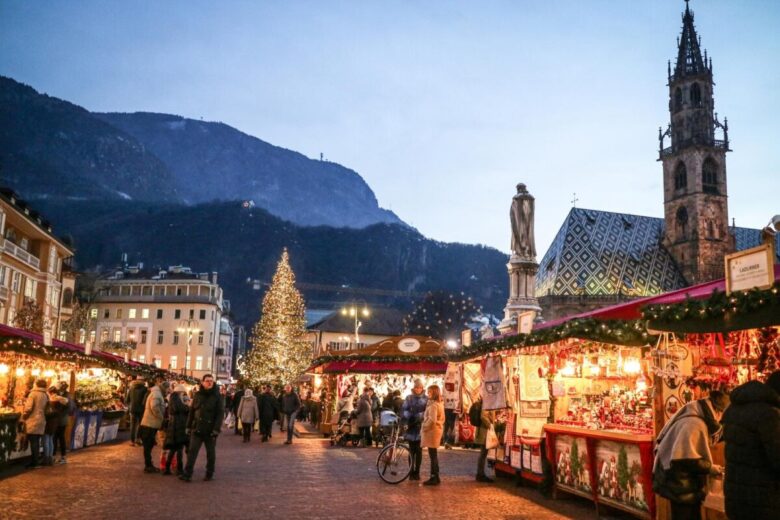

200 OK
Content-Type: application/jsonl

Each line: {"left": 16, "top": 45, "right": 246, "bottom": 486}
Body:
{"left": 239, "top": 249, "right": 311, "bottom": 388}
{"left": 403, "top": 291, "right": 481, "bottom": 342}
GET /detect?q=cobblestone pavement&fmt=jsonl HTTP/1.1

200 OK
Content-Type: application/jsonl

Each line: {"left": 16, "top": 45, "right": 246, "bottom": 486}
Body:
{"left": 0, "top": 425, "right": 616, "bottom": 520}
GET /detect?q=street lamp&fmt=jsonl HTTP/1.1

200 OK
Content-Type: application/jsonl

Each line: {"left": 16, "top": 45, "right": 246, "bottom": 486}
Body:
{"left": 177, "top": 319, "right": 200, "bottom": 377}
{"left": 340, "top": 303, "right": 370, "bottom": 346}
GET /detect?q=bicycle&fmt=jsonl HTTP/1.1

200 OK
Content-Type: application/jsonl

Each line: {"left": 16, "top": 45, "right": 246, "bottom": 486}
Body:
{"left": 376, "top": 421, "right": 412, "bottom": 484}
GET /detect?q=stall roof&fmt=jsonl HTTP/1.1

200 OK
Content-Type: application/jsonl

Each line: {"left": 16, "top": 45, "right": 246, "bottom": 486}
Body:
{"left": 308, "top": 335, "right": 448, "bottom": 374}
{"left": 537, "top": 264, "right": 780, "bottom": 329}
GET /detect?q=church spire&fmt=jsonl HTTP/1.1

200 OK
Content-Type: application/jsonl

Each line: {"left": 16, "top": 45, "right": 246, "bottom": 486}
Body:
{"left": 673, "top": 0, "right": 708, "bottom": 79}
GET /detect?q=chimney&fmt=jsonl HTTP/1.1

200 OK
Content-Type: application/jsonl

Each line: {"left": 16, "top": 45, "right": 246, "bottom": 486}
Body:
{"left": 211, "top": 272, "right": 218, "bottom": 285}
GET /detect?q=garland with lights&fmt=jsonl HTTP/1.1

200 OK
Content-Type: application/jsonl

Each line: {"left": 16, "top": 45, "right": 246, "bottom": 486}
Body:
{"left": 308, "top": 353, "right": 448, "bottom": 369}
{"left": 453, "top": 318, "right": 653, "bottom": 361}
{"left": 642, "top": 282, "right": 780, "bottom": 333}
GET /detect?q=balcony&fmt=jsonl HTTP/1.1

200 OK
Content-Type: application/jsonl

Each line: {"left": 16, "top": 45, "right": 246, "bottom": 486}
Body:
{"left": 93, "top": 294, "right": 220, "bottom": 305}
{"left": 659, "top": 138, "right": 729, "bottom": 159}
{"left": 2, "top": 239, "right": 40, "bottom": 270}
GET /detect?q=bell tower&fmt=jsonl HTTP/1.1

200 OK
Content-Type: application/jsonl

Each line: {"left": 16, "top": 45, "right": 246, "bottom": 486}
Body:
{"left": 659, "top": 0, "right": 732, "bottom": 285}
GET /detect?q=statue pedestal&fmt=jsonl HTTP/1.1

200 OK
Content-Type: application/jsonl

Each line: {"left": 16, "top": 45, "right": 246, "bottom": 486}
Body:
{"left": 498, "top": 255, "right": 542, "bottom": 334}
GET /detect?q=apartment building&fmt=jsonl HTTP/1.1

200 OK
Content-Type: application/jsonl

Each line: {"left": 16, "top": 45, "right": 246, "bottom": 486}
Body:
{"left": 307, "top": 307, "right": 406, "bottom": 356}
{"left": 0, "top": 188, "right": 74, "bottom": 336}
{"left": 90, "top": 265, "right": 224, "bottom": 379}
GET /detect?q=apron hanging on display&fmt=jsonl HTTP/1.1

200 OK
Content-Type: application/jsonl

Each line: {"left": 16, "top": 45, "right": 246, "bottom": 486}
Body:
{"left": 481, "top": 356, "right": 508, "bottom": 410}
{"left": 462, "top": 362, "right": 482, "bottom": 412}
{"left": 442, "top": 363, "right": 462, "bottom": 411}
{"left": 518, "top": 355, "right": 550, "bottom": 401}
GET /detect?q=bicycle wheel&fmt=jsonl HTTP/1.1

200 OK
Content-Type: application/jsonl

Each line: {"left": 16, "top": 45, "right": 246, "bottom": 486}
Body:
{"left": 376, "top": 444, "right": 412, "bottom": 484}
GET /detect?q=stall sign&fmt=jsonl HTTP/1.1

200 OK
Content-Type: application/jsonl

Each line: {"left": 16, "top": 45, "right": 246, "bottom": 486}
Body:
{"left": 461, "top": 329, "right": 472, "bottom": 347}
{"left": 397, "top": 338, "right": 420, "bottom": 353}
{"left": 725, "top": 243, "right": 774, "bottom": 294}
{"left": 517, "top": 311, "right": 535, "bottom": 334}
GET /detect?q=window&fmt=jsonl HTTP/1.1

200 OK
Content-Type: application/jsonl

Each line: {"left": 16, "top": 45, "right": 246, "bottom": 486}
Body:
{"left": 706, "top": 220, "right": 716, "bottom": 239}
{"left": 157, "top": 330, "right": 164, "bottom": 344}
{"left": 11, "top": 272, "right": 21, "bottom": 293}
{"left": 173, "top": 331, "right": 179, "bottom": 345}
{"left": 170, "top": 356, "right": 178, "bottom": 369}
{"left": 127, "top": 328, "right": 135, "bottom": 341}
{"left": 185, "top": 356, "right": 191, "bottom": 370}
{"left": 674, "top": 161, "right": 687, "bottom": 190}
{"left": 174, "top": 309, "right": 181, "bottom": 319}
{"left": 676, "top": 206, "right": 689, "bottom": 239}
{"left": 24, "top": 278, "right": 36, "bottom": 299}
{"left": 176, "top": 287, "right": 183, "bottom": 296}
{"left": 48, "top": 247, "right": 57, "bottom": 274}
{"left": 128, "top": 308, "right": 137, "bottom": 319}
{"left": 140, "top": 329, "right": 147, "bottom": 344}
{"left": 195, "top": 356, "right": 203, "bottom": 370}
{"left": 141, "top": 308, "right": 149, "bottom": 319}
{"left": 138, "top": 355, "right": 145, "bottom": 363}
{"left": 211, "top": 310, "right": 215, "bottom": 320}
{"left": 89, "top": 331, "right": 96, "bottom": 346}
{"left": 156, "top": 309, "right": 163, "bottom": 319}
{"left": 199, "top": 309, "right": 206, "bottom": 320}
{"left": 690, "top": 82, "right": 702, "bottom": 107}
{"left": 702, "top": 158, "right": 718, "bottom": 194}
{"left": 90, "top": 308, "right": 98, "bottom": 319}
{"left": 104, "top": 309, "right": 110, "bottom": 319}
{"left": 189, "top": 309, "right": 194, "bottom": 319}
{"left": 0, "top": 266, "right": 6, "bottom": 286}
{"left": 153, "top": 356, "right": 161, "bottom": 368}
{"left": 113, "top": 329, "right": 121, "bottom": 342}
{"left": 674, "top": 87, "right": 683, "bottom": 111}
{"left": 100, "top": 328, "right": 109, "bottom": 342}
{"left": 209, "top": 332, "right": 213, "bottom": 345}
{"left": 116, "top": 308, "right": 123, "bottom": 319}
{"left": 207, "top": 357, "right": 212, "bottom": 369}
{"left": 198, "top": 331, "right": 204, "bottom": 344}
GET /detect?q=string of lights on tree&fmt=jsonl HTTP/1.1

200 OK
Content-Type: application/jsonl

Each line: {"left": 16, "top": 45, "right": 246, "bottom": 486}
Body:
{"left": 403, "top": 291, "right": 481, "bottom": 341}
{"left": 239, "top": 248, "right": 312, "bottom": 388}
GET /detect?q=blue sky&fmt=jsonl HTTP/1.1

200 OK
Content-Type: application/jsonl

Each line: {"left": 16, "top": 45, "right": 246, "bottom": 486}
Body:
{"left": 1, "top": 0, "right": 778, "bottom": 255}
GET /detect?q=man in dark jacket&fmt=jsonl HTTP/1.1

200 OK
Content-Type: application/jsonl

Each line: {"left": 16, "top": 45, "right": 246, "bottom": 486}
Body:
{"left": 126, "top": 377, "right": 148, "bottom": 446}
{"left": 280, "top": 384, "right": 301, "bottom": 445}
{"left": 722, "top": 372, "right": 780, "bottom": 520}
{"left": 180, "top": 374, "right": 224, "bottom": 482}
{"left": 258, "top": 385, "right": 279, "bottom": 442}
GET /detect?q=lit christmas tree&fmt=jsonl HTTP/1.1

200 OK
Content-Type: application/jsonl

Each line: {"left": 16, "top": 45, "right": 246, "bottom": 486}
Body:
{"left": 240, "top": 249, "right": 311, "bottom": 388}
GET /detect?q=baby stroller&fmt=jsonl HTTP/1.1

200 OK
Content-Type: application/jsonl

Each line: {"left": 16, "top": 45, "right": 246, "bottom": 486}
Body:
{"left": 375, "top": 409, "right": 399, "bottom": 447}
{"left": 330, "top": 411, "right": 360, "bottom": 447}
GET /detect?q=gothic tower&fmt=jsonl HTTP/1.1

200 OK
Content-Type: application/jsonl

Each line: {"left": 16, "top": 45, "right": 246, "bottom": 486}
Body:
{"left": 659, "top": 1, "right": 732, "bottom": 285}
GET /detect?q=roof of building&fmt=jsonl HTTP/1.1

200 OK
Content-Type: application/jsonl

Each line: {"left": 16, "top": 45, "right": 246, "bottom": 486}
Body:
{"left": 0, "top": 187, "right": 74, "bottom": 254}
{"left": 536, "top": 207, "right": 780, "bottom": 298}
{"left": 307, "top": 307, "right": 407, "bottom": 336}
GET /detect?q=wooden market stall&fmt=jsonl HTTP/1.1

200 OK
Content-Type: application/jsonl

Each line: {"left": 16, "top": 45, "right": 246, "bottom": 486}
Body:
{"left": 307, "top": 335, "right": 448, "bottom": 435}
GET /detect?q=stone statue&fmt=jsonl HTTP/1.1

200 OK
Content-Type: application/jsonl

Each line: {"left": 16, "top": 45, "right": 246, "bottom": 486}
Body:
{"left": 510, "top": 183, "right": 536, "bottom": 259}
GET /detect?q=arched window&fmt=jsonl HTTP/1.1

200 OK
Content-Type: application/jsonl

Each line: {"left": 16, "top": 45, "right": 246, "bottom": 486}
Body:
{"left": 674, "top": 161, "right": 687, "bottom": 190}
{"left": 691, "top": 83, "right": 702, "bottom": 107}
{"left": 676, "top": 206, "right": 688, "bottom": 239}
{"left": 706, "top": 220, "right": 717, "bottom": 239}
{"left": 674, "top": 88, "right": 683, "bottom": 111}
{"left": 702, "top": 158, "right": 718, "bottom": 194}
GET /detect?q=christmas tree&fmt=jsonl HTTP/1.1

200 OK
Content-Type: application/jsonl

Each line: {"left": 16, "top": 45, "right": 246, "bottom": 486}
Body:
{"left": 240, "top": 249, "right": 311, "bottom": 388}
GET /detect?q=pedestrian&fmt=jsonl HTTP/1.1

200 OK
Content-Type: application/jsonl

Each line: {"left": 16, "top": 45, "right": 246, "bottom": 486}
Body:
{"left": 391, "top": 390, "right": 404, "bottom": 416}
{"left": 138, "top": 376, "right": 166, "bottom": 473}
{"left": 231, "top": 386, "right": 242, "bottom": 436}
{"left": 280, "top": 384, "right": 302, "bottom": 445}
{"left": 53, "top": 382, "right": 74, "bottom": 464}
{"left": 473, "top": 398, "right": 495, "bottom": 483}
{"left": 721, "top": 371, "right": 780, "bottom": 520}
{"left": 163, "top": 384, "right": 190, "bottom": 476}
{"left": 420, "top": 384, "right": 445, "bottom": 486}
{"left": 336, "top": 388, "right": 354, "bottom": 422}
{"left": 381, "top": 391, "right": 394, "bottom": 411}
{"left": 43, "top": 386, "right": 68, "bottom": 466}
{"left": 258, "top": 385, "right": 279, "bottom": 442}
{"left": 181, "top": 374, "right": 224, "bottom": 482}
{"left": 126, "top": 377, "right": 148, "bottom": 446}
{"left": 355, "top": 389, "right": 373, "bottom": 448}
{"left": 237, "top": 389, "right": 259, "bottom": 443}
{"left": 368, "top": 387, "right": 381, "bottom": 447}
{"left": 22, "top": 379, "right": 49, "bottom": 469}
{"left": 401, "top": 379, "right": 428, "bottom": 481}
{"left": 653, "top": 391, "right": 730, "bottom": 520}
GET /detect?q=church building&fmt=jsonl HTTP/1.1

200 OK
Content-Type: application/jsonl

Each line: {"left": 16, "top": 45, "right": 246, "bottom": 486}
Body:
{"left": 536, "top": 2, "right": 779, "bottom": 322}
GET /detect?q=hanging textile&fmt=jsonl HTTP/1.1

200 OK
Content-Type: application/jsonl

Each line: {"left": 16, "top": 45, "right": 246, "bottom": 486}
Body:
{"left": 519, "top": 400, "right": 550, "bottom": 418}
{"left": 462, "top": 362, "right": 482, "bottom": 412}
{"left": 515, "top": 414, "right": 547, "bottom": 438}
{"left": 481, "top": 356, "right": 508, "bottom": 410}
{"left": 505, "top": 355, "right": 521, "bottom": 413}
{"left": 518, "top": 355, "right": 549, "bottom": 401}
{"left": 442, "top": 363, "right": 462, "bottom": 411}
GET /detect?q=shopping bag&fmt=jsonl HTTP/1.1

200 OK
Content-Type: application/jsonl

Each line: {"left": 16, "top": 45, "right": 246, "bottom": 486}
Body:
{"left": 456, "top": 417, "right": 475, "bottom": 444}
{"left": 159, "top": 450, "right": 177, "bottom": 470}
{"left": 485, "top": 425, "right": 499, "bottom": 449}
{"left": 237, "top": 420, "right": 243, "bottom": 432}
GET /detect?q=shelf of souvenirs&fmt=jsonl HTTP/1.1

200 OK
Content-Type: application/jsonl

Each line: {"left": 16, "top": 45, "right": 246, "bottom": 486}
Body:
{"left": 544, "top": 423, "right": 654, "bottom": 443}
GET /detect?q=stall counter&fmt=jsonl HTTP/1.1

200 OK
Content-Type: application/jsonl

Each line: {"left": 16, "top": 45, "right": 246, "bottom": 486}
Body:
{"left": 544, "top": 423, "right": 655, "bottom": 520}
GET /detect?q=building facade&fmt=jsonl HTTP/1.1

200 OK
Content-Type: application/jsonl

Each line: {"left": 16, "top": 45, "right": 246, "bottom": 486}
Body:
{"left": 90, "top": 265, "right": 224, "bottom": 379}
{"left": 307, "top": 307, "right": 406, "bottom": 356}
{"left": 0, "top": 188, "right": 74, "bottom": 336}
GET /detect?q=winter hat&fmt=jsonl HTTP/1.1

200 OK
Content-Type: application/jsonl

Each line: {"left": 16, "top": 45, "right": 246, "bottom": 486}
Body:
{"left": 244, "top": 389, "right": 253, "bottom": 397}
{"left": 174, "top": 384, "right": 187, "bottom": 393}
{"left": 766, "top": 371, "right": 780, "bottom": 395}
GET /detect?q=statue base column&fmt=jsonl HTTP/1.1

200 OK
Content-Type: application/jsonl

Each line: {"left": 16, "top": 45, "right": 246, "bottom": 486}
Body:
{"left": 498, "top": 255, "right": 542, "bottom": 334}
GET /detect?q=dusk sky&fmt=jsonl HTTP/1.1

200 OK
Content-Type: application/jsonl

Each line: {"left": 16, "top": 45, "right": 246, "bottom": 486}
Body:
{"left": 1, "top": 0, "right": 778, "bottom": 255}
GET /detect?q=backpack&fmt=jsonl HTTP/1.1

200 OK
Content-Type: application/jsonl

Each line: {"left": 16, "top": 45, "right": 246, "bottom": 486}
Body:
{"left": 468, "top": 399, "right": 482, "bottom": 427}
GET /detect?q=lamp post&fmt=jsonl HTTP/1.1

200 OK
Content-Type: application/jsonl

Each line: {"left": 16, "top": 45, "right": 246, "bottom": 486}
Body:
{"left": 340, "top": 303, "right": 370, "bottom": 346}
{"left": 177, "top": 319, "right": 200, "bottom": 378}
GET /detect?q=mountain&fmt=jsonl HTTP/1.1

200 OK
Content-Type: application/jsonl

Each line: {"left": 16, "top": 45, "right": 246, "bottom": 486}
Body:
{"left": 94, "top": 112, "right": 403, "bottom": 228}
{"left": 0, "top": 76, "right": 179, "bottom": 202}
{"left": 34, "top": 200, "right": 507, "bottom": 326}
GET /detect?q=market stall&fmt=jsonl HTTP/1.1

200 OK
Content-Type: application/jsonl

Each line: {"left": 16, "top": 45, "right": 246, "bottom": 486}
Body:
{"left": 307, "top": 336, "right": 448, "bottom": 435}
